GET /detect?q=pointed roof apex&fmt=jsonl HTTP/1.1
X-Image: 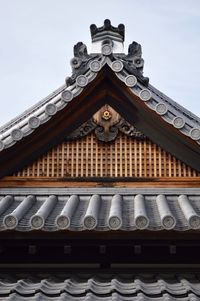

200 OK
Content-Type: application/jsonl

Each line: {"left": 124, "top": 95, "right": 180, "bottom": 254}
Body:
{"left": 1, "top": 20, "right": 200, "bottom": 177}
{"left": 90, "top": 19, "right": 125, "bottom": 53}
{"left": 90, "top": 19, "right": 125, "bottom": 43}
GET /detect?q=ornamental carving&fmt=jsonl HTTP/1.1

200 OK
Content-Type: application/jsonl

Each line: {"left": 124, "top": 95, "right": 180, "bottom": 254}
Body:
{"left": 67, "top": 105, "right": 145, "bottom": 142}
{"left": 67, "top": 119, "right": 96, "bottom": 140}
{"left": 65, "top": 20, "right": 149, "bottom": 87}
{"left": 66, "top": 42, "right": 98, "bottom": 86}
{"left": 118, "top": 119, "right": 146, "bottom": 138}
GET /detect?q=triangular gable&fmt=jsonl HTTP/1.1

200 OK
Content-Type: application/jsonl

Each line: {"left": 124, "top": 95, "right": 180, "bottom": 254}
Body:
{"left": 2, "top": 21, "right": 200, "bottom": 299}
{"left": 7, "top": 106, "right": 199, "bottom": 180}
{"left": 0, "top": 20, "right": 200, "bottom": 178}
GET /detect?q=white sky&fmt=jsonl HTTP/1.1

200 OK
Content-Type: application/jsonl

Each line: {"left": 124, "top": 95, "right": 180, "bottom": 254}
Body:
{"left": 0, "top": 0, "right": 200, "bottom": 126}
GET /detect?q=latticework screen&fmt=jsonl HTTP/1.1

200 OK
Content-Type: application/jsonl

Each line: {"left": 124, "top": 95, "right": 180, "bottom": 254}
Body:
{"left": 13, "top": 132, "right": 199, "bottom": 178}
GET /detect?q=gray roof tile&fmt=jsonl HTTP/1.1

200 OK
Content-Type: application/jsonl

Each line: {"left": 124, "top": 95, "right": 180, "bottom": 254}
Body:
{"left": 0, "top": 274, "right": 200, "bottom": 300}
{"left": 1, "top": 188, "right": 200, "bottom": 232}
{"left": 1, "top": 38, "right": 200, "bottom": 152}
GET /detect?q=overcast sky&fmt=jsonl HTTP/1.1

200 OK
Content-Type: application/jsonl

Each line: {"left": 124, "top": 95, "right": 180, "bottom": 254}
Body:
{"left": 0, "top": 0, "right": 200, "bottom": 126}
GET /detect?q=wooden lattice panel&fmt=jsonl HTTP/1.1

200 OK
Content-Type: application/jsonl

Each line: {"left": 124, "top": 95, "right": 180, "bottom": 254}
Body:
{"left": 13, "top": 133, "right": 199, "bottom": 178}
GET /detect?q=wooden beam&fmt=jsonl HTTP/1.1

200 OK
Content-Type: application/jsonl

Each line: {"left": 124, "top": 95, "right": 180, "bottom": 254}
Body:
{"left": 0, "top": 67, "right": 200, "bottom": 177}
{"left": 1, "top": 177, "right": 200, "bottom": 188}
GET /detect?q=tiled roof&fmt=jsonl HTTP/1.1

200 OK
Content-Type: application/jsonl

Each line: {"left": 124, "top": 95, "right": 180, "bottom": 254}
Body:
{"left": 1, "top": 23, "right": 200, "bottom": 152}
{"left": 1, "top": 188, "right": 200, "bottom": 232}
{"left": 0, "top": 274, "right": 200, "bottom": 300}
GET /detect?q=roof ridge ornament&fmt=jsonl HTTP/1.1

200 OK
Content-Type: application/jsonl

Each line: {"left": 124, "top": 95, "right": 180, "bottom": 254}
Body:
{"left": 90, "top": 19, "right": 124, "bottom": 54}
{"left": 90, "top": 19, "right": 125, "bottom": 43}
{"left": 1, "top": 20, "right": 200, "bottom": 160}
{"left": 66, "top": 20, "right": 149, "bottom": 87}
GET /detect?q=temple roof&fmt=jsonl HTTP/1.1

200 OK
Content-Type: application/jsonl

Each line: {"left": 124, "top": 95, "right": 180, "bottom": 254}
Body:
{"left": 0, "top": 273, "right": 200, "bottom": 300}
{"left": 0, "top": 20, "right": 200, "bottom": 154}
{"left": 1, "top": 188, "right": 200, "bottom": 232}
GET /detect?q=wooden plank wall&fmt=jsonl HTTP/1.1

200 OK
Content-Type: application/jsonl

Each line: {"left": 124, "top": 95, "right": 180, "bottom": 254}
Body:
{"left": 12, "top": 133, "right": 199, "bottom": 178}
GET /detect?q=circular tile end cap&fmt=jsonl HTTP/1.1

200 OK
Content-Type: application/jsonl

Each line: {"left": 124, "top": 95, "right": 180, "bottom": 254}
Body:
{"left": 101, "top": 44, "right": 112, "bottom": 56}
{"left": 133, "top": 56, "right": 144, "bottom": 68}
{"left": 45, "top": 103, "right": 57, "bottom": 116}
{"left": 173, "top": 116, "right": 185, "bottom": 129}
{"left": 125, "top": 75, "right": 137, "bottom": 87}
{"left": 108, "top": 216, "right": 122, "bottom": 230}
{"left": 190, "top": 128, "right": 200, "bottom": 140}
{"left": 162, "top": 215, "right": 176, "bottom": 230}
{"left": 189, "top": 215, "right": 200, "bottom": 229}
{"left": 89, "top": 60, "right": 101, "bottom": 72}
{"left": 139, "top": 89, "right": 152, "bottom": 101}
{"left": 0, "top": 140, "right": 4, "bottom": 151}
{"left": 28, "top": 116, "right": 40, "bottom": 129}
{"left": 56, "top": 215, "right": 70, "bottom": 230}
{"left": 11, "top": 129, "right": 23, "bottom": 141}
{"left": 155, "top": 103, "right": 168, "bottom": 115}
{"left": 111, "top": 60, "right": 123, "bottom": 73}
{"left": 70, "top": 57, "right": 82, "bottom": 69}
{"left": 135, "top": 215, "right": 149, "bottom": 230}
{"left": 83, "top": 215, "right": 97, "bottom": 230}
{"left": 61, "top": 90, "right": 73, "bottom": 102}
{"left": 3, "top": 215, "right": 18, "bottom": 229}
{"left": 76, "top": 75, "right": 88, "bottom": 87}
{"left": 30, "top": 215, "right": 44, "bottom": 229}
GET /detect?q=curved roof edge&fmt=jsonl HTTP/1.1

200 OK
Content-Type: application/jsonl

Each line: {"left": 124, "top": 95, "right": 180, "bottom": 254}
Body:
{"left": 1, "top": 29, "right": 200, "bottom": 152}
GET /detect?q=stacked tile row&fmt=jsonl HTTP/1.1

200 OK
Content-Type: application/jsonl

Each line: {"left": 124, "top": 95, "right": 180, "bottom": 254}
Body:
{"left": 0, "top": 193, "right": 200, "bottom": 231}
{"left": 0, "top": 274, "right": 200, "bottom": 300}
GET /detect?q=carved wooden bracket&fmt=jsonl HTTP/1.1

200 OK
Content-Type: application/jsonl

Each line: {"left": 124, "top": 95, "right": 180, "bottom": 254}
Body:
{"left": 67, "top": 105, "right": 145, "bottom": 142}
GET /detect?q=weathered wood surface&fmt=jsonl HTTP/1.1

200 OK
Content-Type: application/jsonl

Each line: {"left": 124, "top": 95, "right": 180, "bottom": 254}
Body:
{"left": 10, "top": 133, "right": 199, "bottom": 179}
{"left": 1, "top": 178, "right": 200, "bottom": 188}
{"left": 1, "top": 69, "right": 200, "bottom": 178}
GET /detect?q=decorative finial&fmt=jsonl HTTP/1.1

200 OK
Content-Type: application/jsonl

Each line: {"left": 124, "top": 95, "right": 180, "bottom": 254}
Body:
{"left": 66, "top": 20, "right": 149, "bottom": 87}
{"left": 90, "top": 19, "right": 125, "bottom": 42}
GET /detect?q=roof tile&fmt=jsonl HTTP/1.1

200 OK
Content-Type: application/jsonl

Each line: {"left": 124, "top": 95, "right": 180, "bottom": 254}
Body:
{"left": 1, "top": 189, "right": 200, "bottom": 232}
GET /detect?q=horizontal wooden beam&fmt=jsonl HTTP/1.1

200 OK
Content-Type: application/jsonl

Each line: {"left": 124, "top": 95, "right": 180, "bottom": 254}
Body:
{"left": 1, "top": 177, "right": 200, "bottom": 188}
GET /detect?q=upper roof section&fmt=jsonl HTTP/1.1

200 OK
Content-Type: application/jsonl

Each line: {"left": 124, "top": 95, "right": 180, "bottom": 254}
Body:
{"left": 0, "top": 20, "right": 200, "bottom": 177}
{"left": 90, "top": 19, "right": 125, "bottom": 53}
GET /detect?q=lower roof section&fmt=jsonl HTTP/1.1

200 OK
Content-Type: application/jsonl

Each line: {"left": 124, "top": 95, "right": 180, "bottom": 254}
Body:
{"left": 0, "top": 273, "right": 200, "bottom": 300}
{"left": 1, "top": 188, "right": 200, "bottom": 232}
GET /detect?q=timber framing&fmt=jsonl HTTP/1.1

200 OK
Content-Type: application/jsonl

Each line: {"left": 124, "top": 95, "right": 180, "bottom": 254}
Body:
{"left": 0, "top": 67, "right": 200, "bottom": 178}
{"left": 2, "top": 177, "right": 200, "bottom": 188}
{"left": 1, "top": 20, "right": 200, "bottom": 300}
